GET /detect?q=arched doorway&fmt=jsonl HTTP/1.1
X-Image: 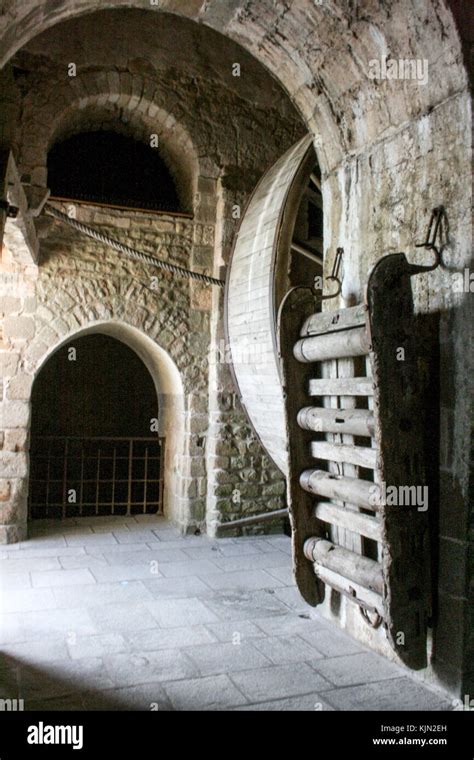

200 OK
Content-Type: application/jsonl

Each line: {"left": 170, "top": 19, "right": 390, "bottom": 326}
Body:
{"left": 29, "top": 333, "right": 164, "bottom": 520}
{"left": 25, "top": 321, "right": 186, "bottom": 528}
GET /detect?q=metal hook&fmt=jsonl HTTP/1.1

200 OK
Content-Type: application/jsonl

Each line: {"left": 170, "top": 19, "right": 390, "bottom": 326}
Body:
{"left": 359, "top": 605, "right": 383, "bottom": 629}
{"left": 313, "top": 246, "right": 343, "bottom": 301}
{"left": 414, "top": 206, "right": 446, "bottom": 271}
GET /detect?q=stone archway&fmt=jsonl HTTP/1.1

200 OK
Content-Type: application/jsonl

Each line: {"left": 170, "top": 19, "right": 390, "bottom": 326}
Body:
{"left": 17, "top": 71, "right": 202, "bottom": 211}
{"left": 34, "top": 321, "right": 186, "bottom": 523}
{"left": 3, "top": 316, "right": 187, "bottom": 542}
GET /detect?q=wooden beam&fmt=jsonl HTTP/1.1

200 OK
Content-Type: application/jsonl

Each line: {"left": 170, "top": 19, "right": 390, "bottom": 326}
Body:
{"left": 305, "top": 185, "right": 322, "bottom": 209}
{"left": 310, "top": 440, "right": 377, "bottom": 469}
{"left": 297, "top": 406, "right": 375, "bottom": 437}
{"left": 291, "top": 241, "right": 323, "bottom": 266}
{"left": 301, "top": 303, "right": 367, "bottom": 337}
{"left": 313, "top": 501, "right": 382, "bottom": 542}
{"left": 1, "top": 151, "right": 38, "bottom": 263}
{"left": 313, "top": 564, "right": 384, "bottom": 615}
{"left": 300, "top": 469, "right": 380, "bottom": 510}
{"left": 308, "top": 377, "right": 374, "bottom": 397}
{"left": 294, "top": 326, "right": 370, "bottom": 363}
{"left": 310, "top": 172, "right": 321, "bottom": 191}
{"left": 304, "top": 537, "right": 383, "bottom": 594}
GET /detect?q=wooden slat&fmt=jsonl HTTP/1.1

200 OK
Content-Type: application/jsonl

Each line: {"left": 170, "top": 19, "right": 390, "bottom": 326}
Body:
{"left": 294, "top": 326, "right": 369, "bottom": 363}
{"left": 297, "top": 406, "right": 375, "bottom": 436}
{"left": 300, "top": 304, "right": 367, "bottom": 337}
{"left": 334, "top": 357, "right": 362, "bottom": 553}
{"left": 300, "top": 469, "right": 380, "bottom": 510}
{"left": 313, "top": 501, "right": 382, "bottom": 542}
{"left": 305, "top": 185, "right": 322, "bottom": 209}
{"left": 309, "top": 377, "right": 374, "bottom": 396}
{"left": 313, "top": 565, "right": 384, "bottom": 615}
{"left": 304, "top": 537, "right": 383, "bottom": 594}
{"left": 311, "top": 441, "right": 377, "bottom": 469}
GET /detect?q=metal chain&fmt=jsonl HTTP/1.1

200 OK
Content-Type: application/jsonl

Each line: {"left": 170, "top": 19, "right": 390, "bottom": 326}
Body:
{"left": 44, "top": 204, "right": 225, "bottom": 288}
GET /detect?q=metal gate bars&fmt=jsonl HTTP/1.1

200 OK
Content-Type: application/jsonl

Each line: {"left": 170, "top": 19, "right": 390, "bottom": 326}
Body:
{"left": 28, "top": 436, "right": 165, "bottom": 519}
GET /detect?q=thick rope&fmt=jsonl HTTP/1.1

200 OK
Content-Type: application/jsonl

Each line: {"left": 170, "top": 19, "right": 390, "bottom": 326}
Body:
{"left": 44, "top": 204, "right": 225, "bottom": 288}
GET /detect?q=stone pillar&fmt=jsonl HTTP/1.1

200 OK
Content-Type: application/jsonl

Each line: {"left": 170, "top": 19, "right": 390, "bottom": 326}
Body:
{"left": 0, "top": 296, "right": 36, "bottom": 543}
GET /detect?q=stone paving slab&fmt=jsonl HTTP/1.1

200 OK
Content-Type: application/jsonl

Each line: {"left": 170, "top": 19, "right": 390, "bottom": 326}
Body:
{"left": 0, "top": 518, "right": 454, "bottom": 712}
{"left": 31, "top": 568, "right": 96, "bottom": 588}
{"left": 252, "top": 634, "right": 325, "bottom": 664}
{"left": 142, "top": 576, "right": 212, "bottom": 599}
{"left": 323, "top": 678, "right": 452, "bottom": 711}
{"left": 200, "top": 569, "right": 285, "bottom": 591}
{"left": 164, "top": 674, "right": 247, "bottom": 711}
{"left": 81, "top": 683, "right": 173, "bottom": 711}
{"left": 126, "top": 625, "right": 216, "bottom": 652}
{"left": 52, "top": 580, "right": 154, "bottom": 609}
{"left": 87, "top": 602, "right": 159, "bottom": 633}
{"left": 1, "top": 587, "right": 57, "bottom": 613}
{"left": 89, "top": 563, "right": 164, "bottom": 583}
{"left": 185, "top": 640, "right": 272, "bottom": 676}
{"left": 314, "top": 652, "right": 403, "bottom": 688}
{"left": 146, "top": 597, "right": 219, "bottom": 628}
{"left": 230, "top": 662, "right": 331, "bottom": 702}
{"left": 205, "top": 619, "right": 265, "bottom": 643}
{"left": 103, "top": 649, "right": 199, "bottom": 686}
{"left": 210, "top": 551, "right": 290, "bottom": 572}
{"left": 234, "top": 693, "right": 336, "bottom": 711}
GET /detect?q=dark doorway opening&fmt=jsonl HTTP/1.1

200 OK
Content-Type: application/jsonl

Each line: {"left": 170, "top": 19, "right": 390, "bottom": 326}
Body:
{"left": 29, "top": 334, "right": 164, "bottom": 519}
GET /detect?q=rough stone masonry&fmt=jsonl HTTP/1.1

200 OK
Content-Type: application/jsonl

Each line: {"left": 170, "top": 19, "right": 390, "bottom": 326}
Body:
{"left": 0, "top": 1, "right": 471, "bottom": 701}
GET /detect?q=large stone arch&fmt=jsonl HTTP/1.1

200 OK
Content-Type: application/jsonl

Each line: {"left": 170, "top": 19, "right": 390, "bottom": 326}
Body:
{"left": 17, "top": 70, "right": 203, "bottom": 211}
{"left": 0, "top": 2, "right": 467, "bottom": 162}
{"left": 0, "top": 2, "right": 468, "bottom": 303}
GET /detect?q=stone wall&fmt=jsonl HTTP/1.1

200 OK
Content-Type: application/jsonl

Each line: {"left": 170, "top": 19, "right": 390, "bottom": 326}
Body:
{"left": 0, "top": 18, "right": 299, "bottom": 542}
{"left": 0, "top": 0, "right": 471, "bottom": 698}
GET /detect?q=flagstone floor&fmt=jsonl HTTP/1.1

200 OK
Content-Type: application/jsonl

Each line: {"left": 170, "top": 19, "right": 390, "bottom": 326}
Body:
{"left": 0, "top": 516, "right": 453, "bottom": 711}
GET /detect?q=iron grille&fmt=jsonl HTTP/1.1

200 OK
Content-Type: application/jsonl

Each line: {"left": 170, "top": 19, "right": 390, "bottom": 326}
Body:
{"left": 28, "top": 436, "right": 164, "bottom": 519}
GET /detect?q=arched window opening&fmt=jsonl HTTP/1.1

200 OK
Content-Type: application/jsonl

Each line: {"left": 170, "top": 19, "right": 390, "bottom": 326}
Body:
{"left": 29, "top": 334, "right": 164, "bottom": 519}
{"left": 47, "top": 130, "right": 183, "bottom": 213}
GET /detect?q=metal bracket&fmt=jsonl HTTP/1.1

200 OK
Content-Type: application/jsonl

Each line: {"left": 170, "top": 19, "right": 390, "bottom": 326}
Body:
{"left": 413, "top": 205, "right": 446, "bottom": 271}
{"left": 313, "top": 246, "right": 343, "bottom": 301}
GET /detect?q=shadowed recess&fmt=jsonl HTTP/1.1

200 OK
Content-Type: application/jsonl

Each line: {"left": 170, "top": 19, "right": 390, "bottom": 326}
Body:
{"left": 47, "top": 131, "right": 182, "bottom": 212}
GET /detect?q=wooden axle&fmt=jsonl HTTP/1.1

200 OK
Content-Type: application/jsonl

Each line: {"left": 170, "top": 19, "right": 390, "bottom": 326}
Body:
{"left": 304, "top": 537, "right": 384, "bottom": 594}
{"left": 297, "top": 406, "right": 375, "bottom": 436}
{"left": 313, "top": 501, "right": 382, "bottom": 542}
{"left": 294, "top": 326, "right": 370, "bottom": 363}
{"left": 300, "top": 469, "right": 381, "bottom": 510}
